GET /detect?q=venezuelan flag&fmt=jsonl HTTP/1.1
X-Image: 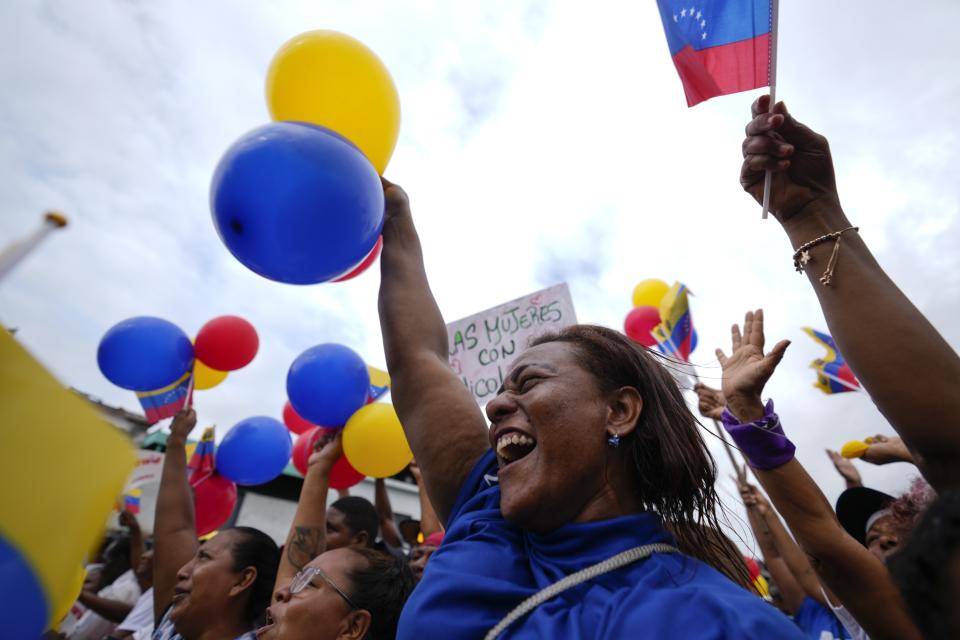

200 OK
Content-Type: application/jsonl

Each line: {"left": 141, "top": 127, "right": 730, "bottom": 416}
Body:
{"left": 653, "top": 282, "right": 694, "bottom": 362}
{"left": 136, "top": 371, "right": 192, "bottom": 423}
{"left": 803, "top": 328, "right": 861, "bottom": 394}
{"left": 367, "top": 365, "right": 391, "bottom": 403}
{"left": 187, "top": 426, "right": 217, "bottom": 481}
{"left": 122, "top": 488, "right": 142, "bottom": 515}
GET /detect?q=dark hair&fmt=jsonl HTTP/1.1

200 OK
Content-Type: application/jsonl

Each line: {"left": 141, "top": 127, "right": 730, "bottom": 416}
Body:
{"left": 227, "top": 526, "right": 281, "bottom": 626}
{"left": 888, "top": 489, "right": 958, "bottom": 640}
{"left": 345, "top": 548, "right": 416, "bottom": 640}
{"left": 331, "top": 497, "right": 379, "bottom": 548}
{"left": 530, "top": 325, "right": 751, "bottom": 588}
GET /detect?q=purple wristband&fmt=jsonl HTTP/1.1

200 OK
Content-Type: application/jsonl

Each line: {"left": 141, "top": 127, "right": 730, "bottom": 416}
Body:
{"left": 720, "top": 400, "right": 795, "bottom": 470}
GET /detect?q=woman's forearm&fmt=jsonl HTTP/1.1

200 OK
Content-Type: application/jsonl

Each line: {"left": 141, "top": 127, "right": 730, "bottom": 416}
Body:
{"left": 152, "top": 434, "right": 199, "bottom": 623}
{"left": 417, "top": 480, "right": 443, "bottom": 538}
{"left": 376, "top": 181, "right": 490, "bottom": 524}
{"left": 276, "top": 462, "right": 332, "bottom": 589}
{"left": 378, "top": 197, "right": 449, "bottom": 372}
{"left": 781, "top": 204, "right": 960, "bottom": 489}
{"left": 753, "top": 459, "right": 920, "bottom": 640}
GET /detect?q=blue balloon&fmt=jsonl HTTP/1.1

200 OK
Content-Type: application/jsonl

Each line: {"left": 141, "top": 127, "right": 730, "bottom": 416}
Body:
{"left": 0, "top": 535, "right": 48, "bottom": 639}
{"left": 97, "top": 317, "right": 193, "bottom": 391}
{"left": 690, "top": 329, "right": 698, "bottom": 354}
{"left": 211, "top": 121, "right": 384, "bottom": 284}
{"left": 216, "top": 416, "right": 293, "bottom": 486}
{"left": 287, "top": 344, "right": 369, "bottom": 427}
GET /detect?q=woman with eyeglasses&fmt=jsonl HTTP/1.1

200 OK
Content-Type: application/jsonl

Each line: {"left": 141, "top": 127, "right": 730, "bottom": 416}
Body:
{"left": 257, "top": 432, "right": 414, "bottom": 640}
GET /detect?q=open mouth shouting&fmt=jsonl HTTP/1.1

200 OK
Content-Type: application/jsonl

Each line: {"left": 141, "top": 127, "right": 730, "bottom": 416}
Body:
{"left": 495, "top": 430, "right": 537, "bottom": 467}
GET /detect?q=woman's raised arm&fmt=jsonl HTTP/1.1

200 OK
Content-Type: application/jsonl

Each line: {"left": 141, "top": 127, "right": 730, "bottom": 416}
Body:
{"left": 740, "top": 97, "right": 960, "bottom": 490}
{"left": 152, "top": 408, "right": 200, "bottom": 624}
{"left": 378, "top": 178, "right": 490, "bottom": 524}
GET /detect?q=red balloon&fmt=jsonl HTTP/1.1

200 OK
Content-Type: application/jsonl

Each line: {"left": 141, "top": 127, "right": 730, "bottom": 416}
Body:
{"left": 191, "top": 472, "right": 238, "bottom": 536}
{"left": 624, "top": 306, "right": 660, "bottom": 347}
{"left": 283, "top": 401, "right": 316, "bottom": 435}
{"left": 291, "top": 427, "right": 365, "bottom": 490}
{"left": 331, "top": 236, "right": 382, "bottom": 283}
{"left": 194, "top": 316, "right": 259, "bottom": 371}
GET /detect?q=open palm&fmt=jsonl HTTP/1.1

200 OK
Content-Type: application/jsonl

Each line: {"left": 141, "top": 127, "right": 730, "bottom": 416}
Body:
{"left": 716, "top": 309, "right": 790, "bottom": 404}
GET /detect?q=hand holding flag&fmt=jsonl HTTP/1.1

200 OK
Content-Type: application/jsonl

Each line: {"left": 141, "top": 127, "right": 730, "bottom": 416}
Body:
{"left": 740, "top": 98, "right": 842, "bottom": 222}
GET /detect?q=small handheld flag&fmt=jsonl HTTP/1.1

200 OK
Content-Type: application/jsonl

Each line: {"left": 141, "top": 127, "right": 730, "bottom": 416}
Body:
{"left": 122, "top": 488, "right": 143, "bottom": 514}
{"left": 136, "top": 370, "right": 193, "bottom": 424}
{"left": 652, "top": 282, "right": 695, "bottom": 362}
{"left": 187, "top": 426, "right": 217, "bottom": 482}
{"left": 656, "top": 0, "right": 774, "bottom": 107}
{"left": 367, "top": 365, "right": 391, "bottom": 403}
{"left": 803, "top": 327, "right": 861, "bottom": 394}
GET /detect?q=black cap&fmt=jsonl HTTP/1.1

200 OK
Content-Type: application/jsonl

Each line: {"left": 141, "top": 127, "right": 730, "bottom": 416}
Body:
{"left": 836, "top": 486, "right": 895, "bottom": 546}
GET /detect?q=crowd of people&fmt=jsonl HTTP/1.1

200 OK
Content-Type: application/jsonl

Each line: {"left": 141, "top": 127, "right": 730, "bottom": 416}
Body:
{"left": 49, "top": 98, "right": 959, "bottom": 639}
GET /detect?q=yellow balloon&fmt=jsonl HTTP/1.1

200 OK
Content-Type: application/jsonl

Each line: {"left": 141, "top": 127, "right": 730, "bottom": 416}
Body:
{"left": 266, "top": 30, "right": 401, "bottom": 175}
{"left": 194, "top": 360, "right": 228, "bottom": 390}
{"left": 342, "top": 403, "right": 412, "bottom": 478}
{"left": 840, "top": 440, "right": 869, "bottom": 459}
{"left": 49, "top": 565, "right": 85, "bottom": 627}
{"left": 631, "top": 278, "right": 670, "bottom": 308}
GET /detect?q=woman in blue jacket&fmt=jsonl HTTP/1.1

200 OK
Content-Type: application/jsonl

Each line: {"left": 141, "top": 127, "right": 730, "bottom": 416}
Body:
{"left": 377, "top": 178, "right": 802, "bottom": 639}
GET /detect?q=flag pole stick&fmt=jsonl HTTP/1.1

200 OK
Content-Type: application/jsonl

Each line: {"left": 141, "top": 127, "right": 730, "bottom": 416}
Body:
{"left": 761, "top": 0, "right": 780, "bottom": 220}
{"left": 0, "top": 212, "right": 68, "bottom": 283}
{"left": 687, "top": 359, "right": 747, "bottom": 482}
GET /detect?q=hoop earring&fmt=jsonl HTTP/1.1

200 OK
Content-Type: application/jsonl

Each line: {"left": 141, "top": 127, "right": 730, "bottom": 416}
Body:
{"left": 607, "top": 433, "right": 621, "bottom": 448}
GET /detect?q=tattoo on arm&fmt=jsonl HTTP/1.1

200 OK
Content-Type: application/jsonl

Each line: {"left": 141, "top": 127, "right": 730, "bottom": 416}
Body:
{"left": 287, "top": 527, "right": 323, "bottom": 571}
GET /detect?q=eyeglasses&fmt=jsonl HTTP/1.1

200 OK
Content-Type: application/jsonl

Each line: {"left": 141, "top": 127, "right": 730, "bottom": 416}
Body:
{"left": 289, "top": 566, "right": 358, "bottom": 610}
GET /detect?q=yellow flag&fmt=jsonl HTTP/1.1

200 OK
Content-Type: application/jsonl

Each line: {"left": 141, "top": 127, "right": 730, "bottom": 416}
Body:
{"left": 0, "top": 330, "right": 135, "bottom": 628}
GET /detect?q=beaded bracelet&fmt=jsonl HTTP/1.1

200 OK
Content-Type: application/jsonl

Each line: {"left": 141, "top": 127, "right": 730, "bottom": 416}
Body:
{"left": 792, "top": 226, "right": 859, "bottom": 286}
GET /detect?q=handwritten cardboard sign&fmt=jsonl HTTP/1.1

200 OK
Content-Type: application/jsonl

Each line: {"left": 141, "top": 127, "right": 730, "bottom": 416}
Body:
{"left": 447, "top": 283, "right": 577, "bottom": 405}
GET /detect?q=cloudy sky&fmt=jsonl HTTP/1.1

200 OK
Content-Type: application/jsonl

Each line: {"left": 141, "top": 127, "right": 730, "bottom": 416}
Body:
{"left": 2, "top": 0, "right": 958, "bottom": 545}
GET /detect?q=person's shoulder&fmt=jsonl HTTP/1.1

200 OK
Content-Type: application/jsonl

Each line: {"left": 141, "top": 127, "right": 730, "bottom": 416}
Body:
{"left": 446, "top": 449, "right": 501, "bottom": 527}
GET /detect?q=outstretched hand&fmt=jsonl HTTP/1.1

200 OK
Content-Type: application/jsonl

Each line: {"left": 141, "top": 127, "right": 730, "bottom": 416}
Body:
{"left": 693, "top": 383, "right": 725, "bottom": 420}
{"left": 740, "top": 96, "right": 840, "bottom": 223}
{"left": 861, "top": 434, "right": 915, "bottom": 466}
{"left": 736, "top": 476, "right": 770, "bottom": 517}
{"left": 826, "top": 449, "right": 863, "bottom": 487}
{"left": 716, "top": 309, "right": 790, "bottom": 421}
{"left": 118, "top": 510, "right": 140, "bottom": 530}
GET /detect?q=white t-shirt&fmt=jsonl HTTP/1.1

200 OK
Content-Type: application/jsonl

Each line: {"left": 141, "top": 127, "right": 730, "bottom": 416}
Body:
{"left": 117, "top": 587, "right": 154, "bottom": 636}
{"left": 67, "top": 569, "right": 142, "bottom": 640}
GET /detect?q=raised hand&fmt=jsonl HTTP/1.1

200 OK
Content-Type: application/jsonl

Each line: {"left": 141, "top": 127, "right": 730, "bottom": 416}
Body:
{"left": 826, "top": 449, "right": 863, "bottom": 488}
{"left": 409, "top": 458, "right": 423, "bottom": 485}
{"left": 716, "top": 309, "right": 790, "bottom": 421}
{"left": 861, "top": 434, "right": 915, "bottom": 466}
{"left": 308, "top": 429, "right": 343, "bottom": 472}
{"left": 169, "top": 407, "right": 197, "bottom": 443}
{"left": 118, "top": 510, "right": 140, "bottom": 530}
{"left": 693, "top": 383, "right": 725, "bottom": 420}
{"left": 740, "top": 95, "right": 840, "bottom": 223}
{"left": 736, "top": 477, "right": 770, "bottom": 516}
{"left": 381, "top": 176, "right": 411, "bottom": 226}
